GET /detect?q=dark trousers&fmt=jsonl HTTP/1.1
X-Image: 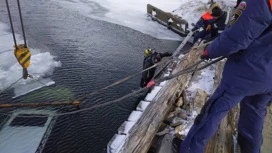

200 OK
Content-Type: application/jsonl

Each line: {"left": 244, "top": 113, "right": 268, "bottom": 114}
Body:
{"left": 140, "top": 62, "right": 156, "bottom": 88}
{"left": 193, "top": 29, "right": 218, "bottom": 44}
{"left": 180, "top": 83, "right": 271, "bottom": 153}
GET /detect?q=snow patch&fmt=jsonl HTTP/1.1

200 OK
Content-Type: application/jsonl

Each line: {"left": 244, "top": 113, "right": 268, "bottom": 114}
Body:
{"left": 128, "top": 111, "right": 143, "bottom": 122}
{"left": 186, "top": 64, "right": 216, "bottom": 100}
{"left": 136, "top": 101, "right": 150, "bottom": 111}
{"left": 123, "top": 121, "right": 135, "bottom": 134}
{"left": 52, "top": 0, "right": 236, "bottom": 40}
{"left": 144, "top": 86, "right": 162, "bottom": 101}
{"left": 159, "top": 81, "right": 167, "bottom": 87}
{"left": 0, "top": 22, "right": 61, "bottom": 97}
{"left": 109, "top": 134, "right": 126, "bottom": 153}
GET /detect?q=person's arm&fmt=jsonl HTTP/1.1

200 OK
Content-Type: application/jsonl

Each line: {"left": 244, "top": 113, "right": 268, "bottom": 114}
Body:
{"left": 207, "top": 0, "right": 272, "bottom": 58}
{"left": 160, "top": 52, "right": 172, "bottom": 58}
{"left": 194, "top": 17, "right": 204, "bottom": 30}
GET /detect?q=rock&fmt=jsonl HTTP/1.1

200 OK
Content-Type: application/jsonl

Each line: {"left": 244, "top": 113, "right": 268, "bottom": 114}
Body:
{"left": 193, "top": 89, "right": 207, "bottom": 114}
{"left": 164, "top": 115, "right": 176, "bottom": 125}
{"left": 175, "top": 125, "right": 183, "bottom": 136}
{"left": 167, "top": 107, "right": 182, "bottom": 118}
{"left": 176, "top": 112, "right": 187, "bottom": 120}
{"left": 171, "top": 117, "right": 187, "bottom": 127}
{"left": 156, "top": 126, "right": 171, "bottom": 136}
{"left": 182, "top": 90, "right": 190, "bottom": 105}
{"left": 175, "top": 98, "right": 183, "bottom": 107}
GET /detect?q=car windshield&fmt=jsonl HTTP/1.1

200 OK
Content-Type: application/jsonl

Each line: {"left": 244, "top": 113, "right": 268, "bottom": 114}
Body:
{"left": 10, "top": 114, "right": 48, "bottom": 127}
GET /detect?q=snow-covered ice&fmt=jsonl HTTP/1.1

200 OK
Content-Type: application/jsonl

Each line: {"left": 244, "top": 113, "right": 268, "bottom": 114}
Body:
{"left": 52, "top": 0, "right": 236, "bottom": 41}
{"left": 52, "top": 0, "right": 182, "bottom": 40}
{"left": 144, "top": 86, "right": 162, "bottom": 101}
{"left": 127, "top": 111, "right": 143, "bottom": 122}
{"left": 109, "top": 134, "right": 126, "bottom": 152}
{"left": 0, "top": 22, "right": 61, "bottom": 97}
{"left": 186, "top": 64, "right": 216, "bottom": 99}
{"left": 122, "top": 121, "right": 135, "bottom": 134}
{"left": 136, "top": 100, "right": 150, "bottom": 111}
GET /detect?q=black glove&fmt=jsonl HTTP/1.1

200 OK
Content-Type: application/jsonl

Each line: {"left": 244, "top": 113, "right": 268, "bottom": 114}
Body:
{"left": 191, "top": 27, "right": 198, "bottom": 32}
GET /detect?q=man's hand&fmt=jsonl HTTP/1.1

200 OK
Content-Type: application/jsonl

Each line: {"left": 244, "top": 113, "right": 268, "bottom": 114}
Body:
{"left": 200, "top": 50, "right": 210, "bottom": 60}
{"left": 146, "top": 80, "right": 156, "bottom": 88}
{"left": 191, "top": 27, "right": 198, "bottom": 32}
{"left": 206, "top": 24, "right": 212, "bottom": 31}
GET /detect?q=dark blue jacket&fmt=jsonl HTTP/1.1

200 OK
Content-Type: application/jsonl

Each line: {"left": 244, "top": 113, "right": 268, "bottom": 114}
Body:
{"left": 207, "top": 0, "right": 272, "bottom": 94}
{"left": 194, "top": 12, "right": 216, "bottom": 30}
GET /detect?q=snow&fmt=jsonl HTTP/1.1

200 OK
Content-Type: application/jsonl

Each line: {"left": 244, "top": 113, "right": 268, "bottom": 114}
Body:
{"left": 173, "top": 0, "right": 236, "bottom": 29}
{"left": 52, "top": 0, "right": 182, "bottom": 40}
{"left": 178, "top": 110, "right": 198, "bottom": 136}
{"left": 136, "top": 101, "right": 150, "bottom": 111}
{"left": 52, "top": 0, "right": 236, "bottom": 41}
{"left": 109, "top": 134, "right": 126, "bottom": 152}
{"left": 144, "top": 86, "right": 162, "bottom": 101}
{"left": 159, "top": 81, "right": 167, "bottom": 87}
{"left": 186, "top": 64, "right": 216, "bottom": 99}
{"left": 0, "top": 22, "right": 61, "bottom": 97}
{"left": 123, "top": 121, "right": 135, "bottom": 134}
{"left": 164, "top": 73, "right": 170, "bottom": 77}
{"left": 127, "top": 111, "right": 143, "bottom": 122}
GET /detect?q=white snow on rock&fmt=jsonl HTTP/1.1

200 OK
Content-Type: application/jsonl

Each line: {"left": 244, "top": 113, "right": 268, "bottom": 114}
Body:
{"left": 144, "top": 86, "right": 162, "bottom": 101}
{"left": 136, "top": 101, "right": 150, "bottom": 111}
{"left": 128, "top": 111, "right": 143, "bottom": 122}
{"left": 186, "top": 64, "right": 216, "bottom": 100}
{"left": 109, "top": 134, "right": 126, "bottom": 152}
{"left": 159, "top": 81, "right": 167, "bottom": 87}
{"left": 123, "top": 121, "right": 135, "bottom": 134}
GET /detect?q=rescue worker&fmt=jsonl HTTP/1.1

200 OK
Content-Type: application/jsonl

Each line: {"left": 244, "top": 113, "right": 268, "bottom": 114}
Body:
{"left": 192, "top": 3, "right": 227, "bottom": 43}
{"left": 140, "top": 49, "right": 172, "bottom": 88}
{"left": 180, "top": 0, "right": 272, "bottom": 153}
{"left": 144, "top": 47, "right": 152, "bottom": 58}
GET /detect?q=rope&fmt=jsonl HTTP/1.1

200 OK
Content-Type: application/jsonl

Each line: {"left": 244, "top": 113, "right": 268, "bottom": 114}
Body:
{"left": 0, "top": 40, "right": 215, "bottom": 116}
{"left": 0, "top": 57, "right": 225, "bottom": 117}
{"left": 17, "top": 0, "right": 27, "bottom": 47}
{"left": 0, "top": 77, "right": 23, "bottom": 95}
{"left": 157, "top": 57, "right": 224, "bottom": 83}
{"left": 5, "top": 0, "right": 17, "bottom": 49}
{"left": 28, "top": 74, "right": 71, "bottom": 101}
{"left": 75, "top": 62, "right": 163, "bottom": 102}
{"left": 73, "top": 41, "right": 208, "bottom": 103}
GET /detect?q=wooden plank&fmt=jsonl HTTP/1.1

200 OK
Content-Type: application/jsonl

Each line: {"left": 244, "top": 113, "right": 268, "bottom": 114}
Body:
{"left": 121, "top": 44, "right": 204, "bottom": 153}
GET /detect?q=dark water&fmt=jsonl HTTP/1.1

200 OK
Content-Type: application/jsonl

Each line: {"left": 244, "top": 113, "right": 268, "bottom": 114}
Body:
{"left": 0, "top": 0, "right": 180, "bottom": 152}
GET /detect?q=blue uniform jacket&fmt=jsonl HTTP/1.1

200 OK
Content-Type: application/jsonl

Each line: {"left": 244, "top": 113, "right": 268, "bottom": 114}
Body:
{"left": 207, "top": 0, "right": 272, "bottom": 94}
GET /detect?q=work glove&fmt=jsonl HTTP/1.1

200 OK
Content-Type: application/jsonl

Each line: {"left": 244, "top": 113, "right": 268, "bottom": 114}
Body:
{"left": 146, "top": 80, "right": 156, "bottom": 88}
{"left": 206, "top": 24, "right": 212, "bottom": 31}
{"left": 200, "top": 49, "right": 210, "bottom": 60}
{"left": 191, "top": 27, "right": 198, "bottom": 32}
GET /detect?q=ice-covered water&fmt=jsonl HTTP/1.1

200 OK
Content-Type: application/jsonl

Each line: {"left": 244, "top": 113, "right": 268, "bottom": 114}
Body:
{"left": 0, "top": 22, "right": 61, "bottom": 97}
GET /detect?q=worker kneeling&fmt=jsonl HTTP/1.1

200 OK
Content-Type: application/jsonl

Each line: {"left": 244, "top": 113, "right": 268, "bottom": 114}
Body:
{"left": 192, "top": 3, "right": 227, "bottom": 43}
